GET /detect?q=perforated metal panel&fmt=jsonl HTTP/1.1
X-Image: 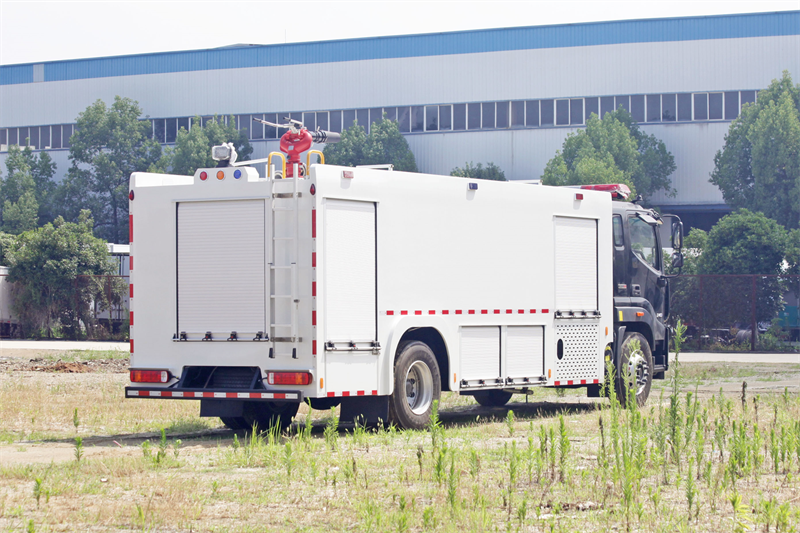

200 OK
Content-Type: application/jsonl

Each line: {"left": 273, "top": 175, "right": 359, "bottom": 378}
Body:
{"left": 506, "top": 326, "right": 544, "bottom": 378}
{"left": 177, "top": 200, "right": 266, "bottom": 335}
{"left": 554, "top": 322, "right": 601, "bottom": 380}
{"left": 460, "top": 327, "right": 500, "bottom": 381}
{"left": 554, "top": 217, "right": 598, "bottom": 312}
{"left": 324, "top": 199, "right": 376, "bottom": 342}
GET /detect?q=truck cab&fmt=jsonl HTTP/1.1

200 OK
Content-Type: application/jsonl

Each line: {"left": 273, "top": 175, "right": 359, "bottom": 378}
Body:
{"left": 611, "top": 200, "right": 683, "bottom": 385}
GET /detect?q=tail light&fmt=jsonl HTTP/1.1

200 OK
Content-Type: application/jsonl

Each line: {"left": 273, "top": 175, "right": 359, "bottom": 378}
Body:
{"left": 267, "top": 372, "right": 311, "bottom": 386}
{"left": 130, "top": 369, "right": 172, "bottom": 383}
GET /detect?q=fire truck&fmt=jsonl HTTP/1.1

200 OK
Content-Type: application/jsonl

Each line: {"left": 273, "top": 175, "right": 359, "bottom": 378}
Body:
{"left": 125, "top": 119, "right": 683, "bottom": 430}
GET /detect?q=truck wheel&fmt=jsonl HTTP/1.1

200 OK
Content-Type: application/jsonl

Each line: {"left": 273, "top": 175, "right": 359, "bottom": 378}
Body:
{"left": 388, "top": 341, "right": 441, "bottom": 430}
{"left": 472, "top": 390, "right": 513, "bottom": 407}
{"left": 242, "top": 402, "right": 299, "bottom": 432}
{"left": 616, "top": 332, "right": 653, "bottom": 408}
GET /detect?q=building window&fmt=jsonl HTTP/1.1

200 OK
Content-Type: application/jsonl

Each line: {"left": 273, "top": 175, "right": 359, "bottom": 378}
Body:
{"left": 615, "top": 95, "right": 630, "bottom": 113}
{"left": 329, "top": 110, "right": 342, "bottom": 133}
{"left": 51, "top": 126, "right": 61, "bottom": 148}
{"left": 411, "top": 106, "right": 424, "bottom": 132}
{"left": 0, "top": 129, "right": 6, "bottom": 147}
{"left": 357, "top": 109, "right": 369, "bottom": 131}
{"left": 384, "top": 107, "right": 397, "bottom": 122}
{"left": 439, "top": 105, "right": 452, "bottom": 130}
{"left": 708, "top": 93, "right": 723, "bottom": 120}
{"left": 600, "top": 96, "right": 615, "bottom": 118}
{"left": 178, "top": 117, "right": 190, "bottom": 133}
{"left": 425, "top": 105, "right": 439, "bottom": 131}
{"left": 694, "top": 94, "right": 708, "bottom": 120}
{"left": 316, "top": 111, "right": 329, "bottom": 131}
{"left": 646, "top": 94, "right": 661, "bottom": 122}
{"left": 509, "top": 101, "right": 523, "bottom": 127}
{"left": 153, "top": 119, "right": 166, "bottom": 143}
{"left": 8, "top": 128, "right": 18, "bottom": 146}
{"left": 677, "top": 93, "right": 692, "bottom": 121}
{"left": 369, "top": 108, "right": 382, "bottom": 126}
{"left": 166, "top": 118, "right": 178, "bottom": 143}
{"left": 40, "top": 126, "right": 50, "bottom": 149}
{"left": 482, "top": 102, "right": 495, "bottom": 129}
{"left": 343, "top": 110, "right": 356, "bottom": 129}
{"left": 303, "top": 112, "right": 316, "bottom": 131}
{"left": 526, "top": 100, "right": 539, "bottom": 127}
{"left": 467, "top": 103, "right": 481, "bottom": 130}
{"left": 540, "top": 99, "right": 554, "bottom": 126}
{"left": 661, "top": 94, "right": 676, "bottom": 121}
{"left": 741, "top": 90, "right": 756, "bottom": 108}
{"left": 398, "top": 107, "right": 410, "bottom": 132}
{"left": 30, "top": 126, "right": 39, "bottom": 149}
{"left": 62, "top": 125, "right": 73, "bottom": 148}
{"left": 630, "top": 95, "right": 645, "bottom": 123}
{"left": 18, "top": 127, "right": 29, "bottom": 146}
{"left": 453, "top": 104, "right": 466, "bottom": 130}
{"left": 555, "top": 100, "right": 569, "bottom": 125}
{"left": 570, "top": 99, "right": 584, "bottom": 125}
{"left": 585, "top": 97, "right": 599, "bottom": 120}
{"left": 724, "top": 92, "right": 739, "bottom": 120}
{"left": 496, "top": 101, "right": 509, "bottom": 129}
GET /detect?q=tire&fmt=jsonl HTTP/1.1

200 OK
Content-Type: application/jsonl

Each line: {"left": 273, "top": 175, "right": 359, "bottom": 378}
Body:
{"left": 242, "top": 402, "right": 299, "bottom": 432}
{"left": 472, "top": 390, "right": 513, "bottom": 407}
{"left": 388, "top": 341, "right": 441, "bottom": 430}
{"left": 220, "top": 417, "right": 247, "bottom": 430}
{"left": 616, "top": 332, "right": 654, "bottom": 408}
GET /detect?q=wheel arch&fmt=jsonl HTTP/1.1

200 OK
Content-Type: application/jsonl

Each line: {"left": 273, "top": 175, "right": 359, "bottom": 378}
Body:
{"left": 397, "top": 327, "right": 451, "bottom": 392}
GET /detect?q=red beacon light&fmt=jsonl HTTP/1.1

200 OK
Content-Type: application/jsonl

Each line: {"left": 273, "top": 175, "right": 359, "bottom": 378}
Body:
{"left": 579, "top": 183, "right": 631, "bottom": 200}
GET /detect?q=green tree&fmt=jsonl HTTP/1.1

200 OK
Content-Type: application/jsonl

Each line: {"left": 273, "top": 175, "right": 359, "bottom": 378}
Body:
{"left": 1, "top": 145, "right": 58, "bottom": 233}
{"left": 166, "top": 116, "right": 253, "bottom": 176}
{"left": 61, "top": 96, "right": 163, "bottom": 243}
{"left": 541, "top": 109, "right": 676, "bottom": 201}
{"left": 450, "top": 162, "right": 507, "bottom": 181}
{"left": 710, "top": 71, "right": 800, "bottom": 230}
{"left": 323, "top": 119, "right": 418, "bottom": 172}
{"left": 5, "top": 211, "right": 120, "bottom": 338}
{"left": 0, "top": 232, "right": 15, "bottom": 264}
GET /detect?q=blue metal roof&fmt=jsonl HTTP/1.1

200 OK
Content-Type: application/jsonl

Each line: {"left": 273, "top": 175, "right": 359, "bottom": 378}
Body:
{"left": 1, "top": 11, "right": 798, "bottom": 86}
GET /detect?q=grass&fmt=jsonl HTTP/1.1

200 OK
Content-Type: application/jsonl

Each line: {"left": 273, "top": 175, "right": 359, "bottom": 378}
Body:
{"left": 28, "top": 349, "right": 129, "bottom": 363}
{"left": 1, "top": 355, "right": 799, "bottom": 532}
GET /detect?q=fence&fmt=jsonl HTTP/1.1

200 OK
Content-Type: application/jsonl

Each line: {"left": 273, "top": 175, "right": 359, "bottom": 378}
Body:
{"left": 669, "top": 274, "right": 800, "bottom": 352}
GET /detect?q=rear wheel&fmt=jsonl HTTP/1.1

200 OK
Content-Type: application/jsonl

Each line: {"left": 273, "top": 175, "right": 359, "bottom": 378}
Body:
{"left": 388, "top": 341, "right": 441, "bottom": 430}
{"left": 242, "top": 402, "right": 299, "bottom": 432}
{"left": 220, "top": 417, "right": 247, "bottom": 430}
{"left": 616, "top": 332, "right": 653, "bottom": 408}
{"left": 472, "top": 390, "right": 513, "bottom": 407}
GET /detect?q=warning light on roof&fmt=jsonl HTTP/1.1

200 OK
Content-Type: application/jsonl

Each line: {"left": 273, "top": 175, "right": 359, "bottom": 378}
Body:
{"left": 216, "top": 171, "right": 225, "bottom": 180}
{"left": 233, "top": 169, "right": 242, "bottom": 179}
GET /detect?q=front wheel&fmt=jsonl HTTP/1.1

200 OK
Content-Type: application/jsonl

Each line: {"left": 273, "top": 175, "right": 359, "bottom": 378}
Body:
{"left": 388, "top": 341, "right": 441, "bottom": 430}
{"left": 616, "top": 332, "right": 653, "bottom": 408}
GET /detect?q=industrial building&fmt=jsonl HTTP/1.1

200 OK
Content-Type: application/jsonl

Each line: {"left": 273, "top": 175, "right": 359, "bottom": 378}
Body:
{"left": 1, "top": 10, "right": 798, "bottom": 229}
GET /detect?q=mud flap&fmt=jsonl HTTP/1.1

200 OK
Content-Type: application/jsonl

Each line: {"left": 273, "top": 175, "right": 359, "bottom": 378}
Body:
{"left": 200, "top": 400, "right": 244, "bottom": 418}
{"left": 339, "top": 396, "right": 390, "bottom": 427}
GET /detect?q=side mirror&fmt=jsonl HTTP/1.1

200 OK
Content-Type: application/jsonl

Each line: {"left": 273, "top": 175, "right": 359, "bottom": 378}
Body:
{"left": 671, "top": 251, "right": 684, "bottom": 270}
{"left": 672, "top": 221, "right": 684, "bottom": 251}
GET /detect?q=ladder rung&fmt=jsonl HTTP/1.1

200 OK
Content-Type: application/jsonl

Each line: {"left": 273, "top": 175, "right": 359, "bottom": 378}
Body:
{"left": 273, "top": 237, "right": 293, "bottom": 240}
{"left": 270, "top": 265, "right": 292, "bottom": 270}
{"left": 270, "top": 295, "right": 292, "bottom": 298}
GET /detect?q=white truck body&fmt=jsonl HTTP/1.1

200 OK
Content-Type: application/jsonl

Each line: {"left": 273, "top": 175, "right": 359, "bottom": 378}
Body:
{"left": 126, "top": 163, "right": 614, "bottom": 421}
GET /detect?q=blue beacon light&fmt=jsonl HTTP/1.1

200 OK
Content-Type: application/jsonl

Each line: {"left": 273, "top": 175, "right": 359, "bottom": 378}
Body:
{"left": 233, "top": 169, "right": 242, "bottom": 179}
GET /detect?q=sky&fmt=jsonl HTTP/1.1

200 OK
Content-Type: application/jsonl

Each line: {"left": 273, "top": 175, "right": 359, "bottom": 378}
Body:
{"left": 1, "top": 0, "right": 798, "bottom": 65}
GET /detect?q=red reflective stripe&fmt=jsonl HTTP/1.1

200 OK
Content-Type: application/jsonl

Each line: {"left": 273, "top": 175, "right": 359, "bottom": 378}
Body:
{"left": 493, "top": 310, "right": 500, "bottom": 314}
{"left": 506, "top": 309, "right": 512, "bottom": 314}
{"left": 342, "top": 391, "right": 351, "bottom": 397}
{"left": 129, "top": 256, "right": 133, "bottom": 270}
{"left": 312, "top": 341, "right": 317, "bottom": 355}
{"left": 442, "top": 310, "right": 449, "bottom": 315}
{"left": 312, "top": 253, "right": 316, "bottom": 267}
{"left": 161, "top": 391, "right": 172, "bottom": 397}
{"left": 455, "top": 310, "right": 462, "bottom": 314}
{"left": 203, "top": 392, "right": 214, "bottom": 398}
{"left": 468, "top": 310, "right": 475, "bottom": 315}
{"left": 312, "top": 282, "right": 316, "bottom": 297}
{"left": 415, "top": 310, "right": 422, "bottom": 315}
{"left": 130, "top": 311, "right": 134, "bottom": 326}
{"left": 518, "top": 309, "right": 524, "bottom": 314}
{"left": 580, "top": 380, "right": 586, "bottom": 384}
{"left": 138, "top": 390, "right": 149, "bottom": 397}
{"left": 593, "top": 379, "right": 600, "bottom": 384}
{"left": 311, "top": 209, "right": 316, "bottom": 238}
{"left": 428, "top": 310, "right": 435, "bottom": 315}
{"left": 400, "top": 310, "right": 408, "bottom": 315}
{"left": 327, "top": 392, "right": 335, "bottom": 397}
{"left": 227, "top": 393, "right": 238, "bottom": 398}
{"left": 312, "top": 310, "right": 316, "bottom": 326}
{"left": 273, "top": 393, "right": 286, "bottom": 399}
{"left": 481, "top": 310, "right": 488, "bottom": 315}
{"left": 130, "top": 339, "right": 133, "bottom": 353}
{"left": 530, "top": 309, "right": 536, "bottom": 314}
{"left": 387, "top": 310, "right": 394, "bottom": 315}
{"left": 130, "top": 284, "right": 133, "bottom": 298}
{"left": 371, "top": 390, "right": 378, "bottom": 395}
{"left": 129, "top": 214, "right": 133, "bottom": 242}
{"left": 554, "top": 381, "right": 560, "bottom": 386}
{"left": 567, "top": 380, "right": 574, "bottom": 385}
{"left": 357, "top": 390, "right": 365, "bottom": 396}
{"left": 542, "top": 309, "right": 549, "bottom": 313}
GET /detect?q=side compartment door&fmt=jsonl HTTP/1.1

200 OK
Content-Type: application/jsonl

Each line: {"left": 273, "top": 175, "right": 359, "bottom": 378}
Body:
{"left": 322, "top": 199, "right": 379, "bottom": 395}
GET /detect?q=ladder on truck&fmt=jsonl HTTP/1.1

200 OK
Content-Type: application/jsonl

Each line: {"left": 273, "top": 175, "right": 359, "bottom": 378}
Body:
{"left": 268, "top": 159, "right": 301, "bottom": 359}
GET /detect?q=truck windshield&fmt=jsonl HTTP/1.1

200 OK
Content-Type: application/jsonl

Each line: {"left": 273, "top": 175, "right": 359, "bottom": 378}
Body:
{"left": 629, "top": 217, "right": 659, "bottom": 269}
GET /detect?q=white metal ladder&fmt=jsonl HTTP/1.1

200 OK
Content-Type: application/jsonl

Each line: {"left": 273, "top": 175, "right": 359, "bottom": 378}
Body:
{"left": 268, "top": 162, "right": 301, "bottom": 359}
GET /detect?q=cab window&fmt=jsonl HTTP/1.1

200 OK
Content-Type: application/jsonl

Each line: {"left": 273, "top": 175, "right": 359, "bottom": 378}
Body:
{"left": 629, "top": 216, "right": 659, "bottom": 269}
{"left": 612, "top": 215, "right": 624, "bottom": 247}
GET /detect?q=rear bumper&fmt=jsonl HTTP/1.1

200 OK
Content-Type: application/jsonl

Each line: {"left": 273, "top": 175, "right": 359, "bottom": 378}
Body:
{"left": 125, "top": 387, "right": 302, "bottom": 402}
